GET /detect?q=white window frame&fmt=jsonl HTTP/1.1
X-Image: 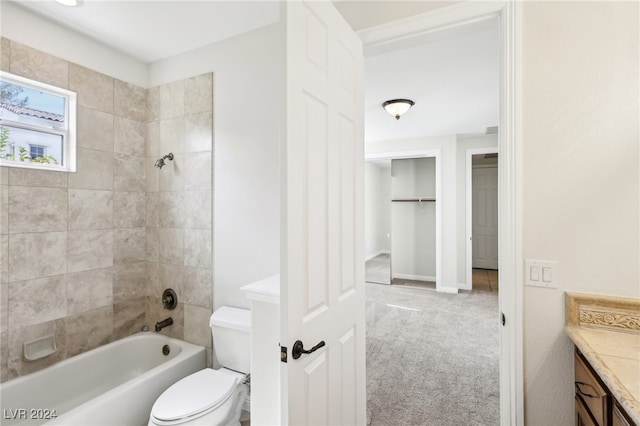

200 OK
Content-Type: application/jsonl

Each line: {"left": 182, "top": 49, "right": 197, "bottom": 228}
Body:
{"left": 0, "top": 71, "right": 77, "bottom": 172}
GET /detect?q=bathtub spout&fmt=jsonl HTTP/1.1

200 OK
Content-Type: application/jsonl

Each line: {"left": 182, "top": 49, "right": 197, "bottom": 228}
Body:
{"left": 155, "top": 317, "right": 173, "bottom": 332}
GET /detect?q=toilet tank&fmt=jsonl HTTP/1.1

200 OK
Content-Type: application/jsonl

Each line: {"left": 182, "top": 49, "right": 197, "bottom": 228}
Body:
{"left": 210, "top": 306, "right": 251, "bottom": 373}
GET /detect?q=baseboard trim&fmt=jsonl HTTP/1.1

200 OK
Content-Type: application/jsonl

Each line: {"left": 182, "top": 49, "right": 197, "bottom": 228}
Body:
{"left": 438, "top": 287, "right": 459, "bottom": 294}
{"left": 392, "top": 273, "right": 436, "bottom": 282}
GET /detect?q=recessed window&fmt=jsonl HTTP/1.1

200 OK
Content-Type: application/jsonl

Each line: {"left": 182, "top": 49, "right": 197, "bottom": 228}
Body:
{"left": 0, "top": 72, "right": 76, "bottom": 171}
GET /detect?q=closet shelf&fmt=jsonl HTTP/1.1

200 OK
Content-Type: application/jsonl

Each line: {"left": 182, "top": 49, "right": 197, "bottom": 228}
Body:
{"left": 391, "top": 197, "right": 436, "bottom": 202}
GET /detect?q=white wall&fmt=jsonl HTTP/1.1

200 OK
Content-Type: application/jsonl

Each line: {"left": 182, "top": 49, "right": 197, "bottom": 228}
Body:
{"left": 522, "top": 2, "right": 639, "bottom": 424}
{"left": 149, "top": 24, "right": 282, "bottom": 310}
{"left": 364, "top": 162, "right": 390, "bottom": 259}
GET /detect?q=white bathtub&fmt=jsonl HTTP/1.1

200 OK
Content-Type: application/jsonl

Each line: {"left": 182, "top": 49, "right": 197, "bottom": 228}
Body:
{"left": 0, "top": 332, "right": 206, "bottom": 426}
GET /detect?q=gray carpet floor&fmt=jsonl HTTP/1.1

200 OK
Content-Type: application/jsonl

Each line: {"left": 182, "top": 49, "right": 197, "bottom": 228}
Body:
{"left": 366, "top": 283, "right": 500, "bottom": 426}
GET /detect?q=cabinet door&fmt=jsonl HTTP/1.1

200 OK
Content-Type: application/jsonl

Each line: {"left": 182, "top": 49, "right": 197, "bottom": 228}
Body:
{"left": 576, "top": 396, "right": 598, "bottom": 426}
{"left": 612, "top": 402, "right": 633, "bottom": 426}
{"left": 575, "top": 351, "right": 609, "bottom": 425}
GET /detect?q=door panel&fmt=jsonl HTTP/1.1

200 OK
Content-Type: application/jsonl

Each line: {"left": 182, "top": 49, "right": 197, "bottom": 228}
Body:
{"left": 282, "top": 1, "right": 365, "bottom": 424}
{"left": 472, "top": 167, "right": 498, "bottom": 269}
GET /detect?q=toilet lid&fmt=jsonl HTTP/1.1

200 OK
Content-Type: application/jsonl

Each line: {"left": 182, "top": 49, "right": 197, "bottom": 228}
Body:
{"left": 152, "top": 369, "right": 238, "bottom": 421}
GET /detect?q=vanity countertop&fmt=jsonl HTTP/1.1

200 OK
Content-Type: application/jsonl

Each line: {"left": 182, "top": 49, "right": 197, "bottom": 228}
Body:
{"left": 565, "top": 292, "right": 640, "bottom": 425}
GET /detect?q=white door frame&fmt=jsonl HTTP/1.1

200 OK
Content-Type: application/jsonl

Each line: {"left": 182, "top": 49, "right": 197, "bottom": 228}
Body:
{"left": 359, "top": 2, "right": 523, "bottom": 424}
{"left": 465, "top": 147, "right": 499, "bottom": 290}
{"left": 365, "top": 149, "right": 442, "bottom": 291}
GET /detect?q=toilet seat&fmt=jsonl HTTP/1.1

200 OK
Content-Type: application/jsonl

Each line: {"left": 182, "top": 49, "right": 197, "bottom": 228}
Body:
{"left": 150, "top": 369, "right": 238, "bottom": 423}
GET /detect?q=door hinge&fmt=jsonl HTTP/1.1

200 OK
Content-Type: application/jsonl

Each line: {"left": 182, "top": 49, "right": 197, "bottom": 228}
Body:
{"left": 280, "top": 345, "right": 287, "bottom": 363}
{"left": 501, "top": 312, "right": 506, "bottom": 326}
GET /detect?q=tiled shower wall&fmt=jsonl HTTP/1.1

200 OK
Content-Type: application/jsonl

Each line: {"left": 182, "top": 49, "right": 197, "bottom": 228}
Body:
{"left": 0, "top": 39, "right": 213, "bottom": 382}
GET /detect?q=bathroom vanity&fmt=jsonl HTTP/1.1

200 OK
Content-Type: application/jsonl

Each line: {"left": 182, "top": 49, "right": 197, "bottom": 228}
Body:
{"left": 565, "top": 292, "right": 639, "bottom": 426}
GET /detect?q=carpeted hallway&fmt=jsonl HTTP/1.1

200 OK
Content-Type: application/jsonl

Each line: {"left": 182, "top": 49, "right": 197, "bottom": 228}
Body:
{"left": 365, "top": 283, "right": 500, "bottom": 425}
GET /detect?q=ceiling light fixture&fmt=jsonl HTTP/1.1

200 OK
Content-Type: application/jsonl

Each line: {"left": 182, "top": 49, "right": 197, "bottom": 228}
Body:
{"left": 382, "top": 99, "right": 415, "bottom": 120}
{"left": 54, "top": 0, "right": 83, "bottom": 7}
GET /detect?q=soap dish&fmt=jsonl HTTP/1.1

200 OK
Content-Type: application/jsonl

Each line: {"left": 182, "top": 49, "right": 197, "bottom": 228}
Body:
{"left": 23, "top": 334, "right": 57, "bottom": 361}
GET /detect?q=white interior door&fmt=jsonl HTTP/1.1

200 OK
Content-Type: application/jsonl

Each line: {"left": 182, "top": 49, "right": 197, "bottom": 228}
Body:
{"left": 472, "top": 166, "right": 498, "bottom": 269}
{"left": 280, "top": 1, "right": 365, "bottom": 425}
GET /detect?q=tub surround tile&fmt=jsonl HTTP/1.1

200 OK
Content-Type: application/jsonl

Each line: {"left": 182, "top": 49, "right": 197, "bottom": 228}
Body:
{"left": 114, "top": 79, "right": 147, "bottom": 122}
{"left": 1, "top": 38, "right": 10, "bottom": 71}
{"left": 0, "top": 234, "right": 7, "bottom": 283}
{"left": 66, "top": 306, "right": 113, "bottom": 357}
{"left": 114, "top": 228, "right": 146, "bottom": 264}
{"left": 0, "top": 184, "right": 7, "bottom": 234}
{"left": 113, "top": 261, "right": 147, "bottom": 303}
{"left": 183, "top": 191, "right": 211, "bottom": 229}
{"left": 184, "top": 229, "right": 212, "bottom": 268}
{"left": 158, "top": 228, "right": 184, "bottom": 265}
{"left": 185, "top": 112, "right": 213, "bottom": 153}
{"left": 0, "top": 166, "right": 8, "bottom": 184}
{"left": 146, "top": 86, "right": 160, "bottom": 124}
{"left": 68, "top": 189, "right": 113, "bottom": 230}
{"left": 114, "top": 191, "right": 145, "bottom": 228}
{"left": 69, "top": 63, "right": 113, "bottom": 113}
{"left": 145, "top": 192, "right": 160, "bottom": 227}
{"left": 113, "top": 298, "right": 146, "bottom": 340}
{"left": 9, "top": 232, "right": 67, "bottom": 282}
{"left": 158, "top": 154, "right": 186, "bottom": 192}
{"left": 184, "top": 304, "right": 212, "bottom": 348}
{"left": 159, "top": 117, "right": 185, "bottom": 155}
{"left": 146, "top": 227, "right": 159, "bottom": 262}
{"left": 184, "top": 74, "right": 213, "bottom": 116}
{"left": 158, "top": 263, "right": 184, "bottom": 296}
{"left": 67, "top": 268, "right": 113, "bottom": 315}
{"left": 146, "top": 121, "right": 161, "bottom": 157}
{"left": 1, "top": 331, "right": 7, "bottom": 382}
{"left": 8, "top": 274, "right": 67, "bottom": 328}
{"left": 159, "top": 80, "right": 185, "bottom": 120}
{"left": 8, "top": 167, "right": 67, "bottom": 188}
{"left": 145, "top": 262, "right": 159, "bottom": 297}
{"left": 114, "top": 154, "right": 145, "bottom": 192}
{"left": 182, "top": 267, "right": 212, "bottom": 309}
{"left": 184, "top": 152, "right": 212, "bottom": 191}
{"left": 67, "top": 229, "right": 113, "bottom": 273}
{"left": 9, "top": 41, "right": 68, "bottom": 89}
{"left": 68, "top": 148, "right": 114, "bottom": 191}
{"left": 159, "top": 192, "right": 185, "bottom": 228}
{"left": 0, "top": 283, "right": 7, "bottom": 333}
{"left": 145, "top": 158, "right": 160, "bottom": 192}
{"left": 77, "top": 107, "right": 114, "bottom": 152}
{"left": 115, "top": 117, "right": 145, "bottom": 156}
{"left": 7, "top": 318, "right": 67, "bottom": 379}
{"left": 9, "top": 186, "right": 67, "bottom": 234}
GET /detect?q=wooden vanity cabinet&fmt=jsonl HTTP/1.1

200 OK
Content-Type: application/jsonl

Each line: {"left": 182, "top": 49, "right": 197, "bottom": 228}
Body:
{"left": 575, "top": 348, "right": 636, "bottom": 426}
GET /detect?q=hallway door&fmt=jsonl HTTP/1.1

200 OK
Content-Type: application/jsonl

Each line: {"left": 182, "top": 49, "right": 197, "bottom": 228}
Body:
{"left": 281, "top": 1, "right": 366, "bottom": 424}
{"left": 472, "top": 166, "right": 498, "bottom": 269}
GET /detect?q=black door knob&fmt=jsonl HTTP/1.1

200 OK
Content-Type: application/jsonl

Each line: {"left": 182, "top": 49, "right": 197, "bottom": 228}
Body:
{"left": 292, "top": 340, "right": 326, "bottom": 360}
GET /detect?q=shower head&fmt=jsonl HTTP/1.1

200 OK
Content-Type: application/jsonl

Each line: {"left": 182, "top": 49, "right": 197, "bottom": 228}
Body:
{"left": 154, "top": 153, "right": 174, "bottom": 169}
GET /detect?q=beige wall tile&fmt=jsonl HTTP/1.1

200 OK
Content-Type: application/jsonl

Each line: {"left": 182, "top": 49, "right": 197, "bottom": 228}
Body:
{"left": 68, "top": 189, "right": 113, "bottom": 230}
{"left": 146, "top": 227, "right": 159, "bottom": 262}
{"left": 184, "top": 229, "right": 212, "bottom": 268}
{"left": 159, "top": 191, "right": 184, "bottom": 228}
{"left": 8, "top": 319, "right": 66, "bottom": 379}
{"left": 147, "top": 86, "right": 160, "bottom": 123}
{"left": 184, "top": 304, "right": 212, "bottom": 348}
{"left": 0, "top": 235, "right": 7, "bottom": 284}
{"left": 113, "top": 228, "right": 146, "bottom": 265}
{"left": 69, "top": 63, "right": 113, "bottom": 113}
{"left": 145, "top": 192, "right": 159, "bottom": 227}
{"left": 184, "top": 73, "right": 213, "bottom": 116}
{"left": 67, "top": 267, "right": 113, "bottom": 315}
{"left": 9, "top": 41, "right": 68, "bottom": 89}
{"left": 0, "top": 166, "right": 8, "bottom": 184}
{"left": 113, "top": 261, "right": 146, "bottom": 303}
{"left": 1, "top": 38, "right": 10, "bottom": 72}
{"left": 66, "top": 306, "right": 113, "bottom": 357}
{"left": 8, "top": 275, "right": 66, "bottom": 328}
{"left": 185, "top": 112, "right": 213, "bottom": 153}
{"left": 146, "top": 261, "right": 159, "bottom": 297}
{"left": 1, "top": 331, "right": 7, "bottom": 382}
{"left": 68, "top": 148, "right": 114, "bottom": 190}
{"left": 146, "top": 121, "right": 161, "bottom": 157}
{"left": 9, "top": 186, "right": 67, "bottom": 234}
{"left": 67, "top": 229, "right": 113, "bottom": 273}
{"left": 183, "top": 267, "right": 212, "bottom": 309}
{"left": 0, "top": 185, "right": 7, "bottom": 234}
{"left": 9, "top": 231, "right": 66, "bottom": 282}
{"left": 184, "top": 152, "right": 212, "bottom": 191}
{"left": 159, "top": 117, "right": 185, "bottom": 155}
{"left": 158, "top": 153, "right": 186, "bottom": 192}
{"left": 158, "top": 263, "right": 183, "bottom": 296}
{"left": 114, "top": 154, "right": 145, "bottom": 191}
{"left": 114, "top": 191, "right": 145, "bottom": 228}
{"left": 112, "top": 297, "right": 146, "bottom": 340}
{"left": 77, "top": 107, "right": 114, "bottom": 152}
{"left": 114, "top": 79, "right": 146, "bottom": 122}
{"left": 159, "top": 80, "right": 184, "bottom": 120}
{"left": 0, "top": 283, "right": 7, "bottom": 333}
{"left": 158, "top": 228, "right": 184, "bottom": 265}
{"left": 8, "top": 168, "right": 67, "bottom": 188}
{"left": 145, "top": 157, "right": 160, "bottom": 192}
{"left": 183, "top": 191, "right": 212, "bottom": 229}
{"left": 115, "top": 117, "right": 145, "bottom": 156}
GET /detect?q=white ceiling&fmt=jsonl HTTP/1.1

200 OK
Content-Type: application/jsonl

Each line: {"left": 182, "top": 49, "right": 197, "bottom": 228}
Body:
{"left": 9, "top": 1, "right": 498, "bottom": 143}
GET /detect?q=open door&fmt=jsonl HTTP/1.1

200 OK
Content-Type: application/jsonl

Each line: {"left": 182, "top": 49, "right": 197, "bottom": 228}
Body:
{"left": 280, "top": 1, "right": 366, "bottom": 424}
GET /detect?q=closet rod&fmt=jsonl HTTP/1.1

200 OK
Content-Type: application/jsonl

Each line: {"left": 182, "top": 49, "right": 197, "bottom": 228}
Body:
{"left": 391, "top": 198, "right": 436, "bottom": 202}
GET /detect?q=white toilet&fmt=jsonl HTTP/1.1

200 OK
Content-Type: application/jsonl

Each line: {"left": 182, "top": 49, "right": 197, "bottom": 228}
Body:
{"left": 148, "top": 306, "right": 251, "bottom": 426}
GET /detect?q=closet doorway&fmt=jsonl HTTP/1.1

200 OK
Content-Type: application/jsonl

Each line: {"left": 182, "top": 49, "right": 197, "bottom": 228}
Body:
{"left": 365, "top": 151, "right": 442, "bottom": 290}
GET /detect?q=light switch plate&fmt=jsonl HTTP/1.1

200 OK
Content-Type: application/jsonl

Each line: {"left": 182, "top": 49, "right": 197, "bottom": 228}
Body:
{"left": 525, "top": 260, "right": 558, "bottom": 288}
